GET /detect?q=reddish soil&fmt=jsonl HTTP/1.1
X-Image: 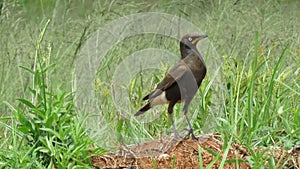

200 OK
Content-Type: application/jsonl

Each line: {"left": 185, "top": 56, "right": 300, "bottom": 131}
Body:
{"left": 91, "top": 134, "right": 300, "bottom": 169}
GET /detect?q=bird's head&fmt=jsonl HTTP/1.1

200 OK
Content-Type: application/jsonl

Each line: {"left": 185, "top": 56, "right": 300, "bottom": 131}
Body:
{"left": 180, "top": 33, "right": 208, "bottom": 58}
{"left": 181, "top": 34, "right": 208, "bottom": 46}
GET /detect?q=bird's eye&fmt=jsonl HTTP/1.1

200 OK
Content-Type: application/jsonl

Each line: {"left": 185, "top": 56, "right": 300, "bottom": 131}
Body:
{"left": 188, "top": 37, "right": 192, "bottom": 42}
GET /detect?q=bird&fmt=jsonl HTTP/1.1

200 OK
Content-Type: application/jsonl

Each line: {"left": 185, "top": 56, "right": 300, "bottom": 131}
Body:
{"left": 134, "top": 33, "right": 208, "bottom": 140}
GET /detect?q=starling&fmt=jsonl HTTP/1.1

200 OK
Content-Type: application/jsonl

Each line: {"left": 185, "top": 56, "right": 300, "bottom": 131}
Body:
{"left": 134, "top": 33, "right": 208, "bottom": 140}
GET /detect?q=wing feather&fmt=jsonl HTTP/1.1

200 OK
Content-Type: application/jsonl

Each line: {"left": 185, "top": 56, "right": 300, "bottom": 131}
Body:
{"left": 144, "top": 61, "right": 188, "bottom": 100}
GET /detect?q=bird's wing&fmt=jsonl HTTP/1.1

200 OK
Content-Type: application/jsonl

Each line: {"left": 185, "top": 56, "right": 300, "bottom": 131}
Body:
{"left": 156, "top": 60, "right": 187, "bottom": 90}
{"left": 143, "top": 61, "right": 187, "bottom": 100}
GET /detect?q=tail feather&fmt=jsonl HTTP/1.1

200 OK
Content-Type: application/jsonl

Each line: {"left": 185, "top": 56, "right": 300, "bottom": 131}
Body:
{"left": 142, "top": 89, "right": 162, "bottom": 101}
{"left": 134, "top": 103, "right": 151, "bottom": 116}
{"left": 142, "top": 94, "right": 150, "bottom": 101}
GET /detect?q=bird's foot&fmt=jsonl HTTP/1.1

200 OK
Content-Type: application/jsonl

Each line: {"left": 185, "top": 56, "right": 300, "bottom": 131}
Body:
{"left": 174, "top": 133, "right": 184, "bottom": 140}
{"left": 183, "top": 128, "right": 198, "bottom": 141}
{"left": 190, "top": 133, "right": 198, "bottom": 141}
{"left": 167, "top": 130, "right": 184, "bottom": 140}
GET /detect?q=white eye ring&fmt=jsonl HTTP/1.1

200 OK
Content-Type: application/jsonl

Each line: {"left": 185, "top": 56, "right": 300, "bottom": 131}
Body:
{"left": 188, "top": 37, "right": 192, "bottom": 42}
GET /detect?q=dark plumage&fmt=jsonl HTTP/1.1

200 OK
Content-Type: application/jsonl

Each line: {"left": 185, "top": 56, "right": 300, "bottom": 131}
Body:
{"left": 134, "top": 33, "right": 208, "bottom": 140}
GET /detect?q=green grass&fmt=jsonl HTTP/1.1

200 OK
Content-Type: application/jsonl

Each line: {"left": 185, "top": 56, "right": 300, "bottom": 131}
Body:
{"left": 1, "top": 0, "right": 299, "bottom": 168}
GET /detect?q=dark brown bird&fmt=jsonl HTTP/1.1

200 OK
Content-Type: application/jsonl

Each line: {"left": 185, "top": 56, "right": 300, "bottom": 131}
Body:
{"left": 134, "top": 33, "right": 208, "bottom": 140}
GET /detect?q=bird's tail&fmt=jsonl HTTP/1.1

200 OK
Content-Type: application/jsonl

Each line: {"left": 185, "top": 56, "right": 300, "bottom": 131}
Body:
{"left": 134, "top": 103, "right": 151, "bottom": 116}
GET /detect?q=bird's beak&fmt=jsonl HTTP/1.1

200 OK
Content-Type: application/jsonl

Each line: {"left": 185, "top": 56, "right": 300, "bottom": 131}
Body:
{"left": 192, "top": 34, "right": 208, "bottom": 44}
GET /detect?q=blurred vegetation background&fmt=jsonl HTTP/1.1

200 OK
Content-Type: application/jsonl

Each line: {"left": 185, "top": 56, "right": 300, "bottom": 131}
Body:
{"left": 0, "top": 0, "right": 299, "bottom": 168}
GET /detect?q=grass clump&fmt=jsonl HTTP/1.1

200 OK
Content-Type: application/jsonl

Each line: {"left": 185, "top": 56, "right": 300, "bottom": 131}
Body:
{"left": 0, "top": 21, "right": 104, "bottom": 168}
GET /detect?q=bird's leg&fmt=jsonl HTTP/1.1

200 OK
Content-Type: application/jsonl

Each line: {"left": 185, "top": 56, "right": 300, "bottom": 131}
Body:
{"left": 168, "top": 102, "right": 182, "bottom": 140}
{"left": 183, "top": 102, "right": 198, "bottom": 140}
{"left": 168, "top": 113, "right": 182, "bottom": 140}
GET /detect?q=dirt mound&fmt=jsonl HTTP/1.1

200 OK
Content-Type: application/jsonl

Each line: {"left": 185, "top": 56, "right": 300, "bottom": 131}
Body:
{"left": 91, "top": 133, "right": 300, "bottom": 168}
{"left": 91, "top": 134, "right": 250, "bottom": 168}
